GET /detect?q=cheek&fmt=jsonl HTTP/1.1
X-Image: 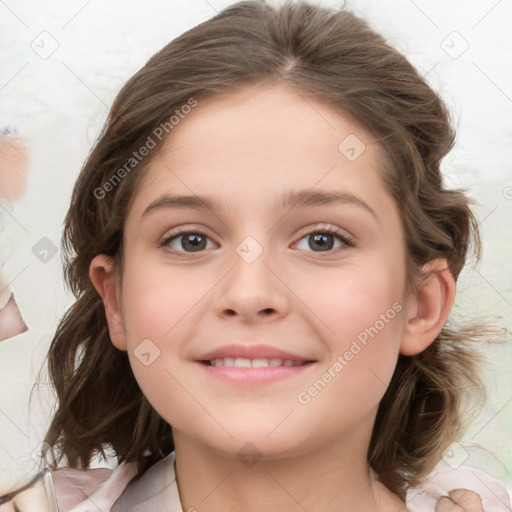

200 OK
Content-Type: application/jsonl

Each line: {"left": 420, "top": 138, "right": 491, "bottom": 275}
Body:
{"left": 307, "top": 260, "right": 404, "bottom": 340}
{"left": 121, "top": 258, "right": 206, "bottom": 341}
{"left": 303, "top": 260, "right": 405, "bottom": 395}
{"left": 119, "top": 259, "right": 211, "bottom": 418}
{"left": 119, "top": 264, "right": 193, "bottom": 424}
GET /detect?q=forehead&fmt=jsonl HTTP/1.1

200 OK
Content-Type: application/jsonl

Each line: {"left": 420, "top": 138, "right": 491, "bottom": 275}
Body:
{"left": 128, "top": 82, "right": 392, "bottom": 219}
{"left": 162, "top": 82, "right": 371, "bottom": 161}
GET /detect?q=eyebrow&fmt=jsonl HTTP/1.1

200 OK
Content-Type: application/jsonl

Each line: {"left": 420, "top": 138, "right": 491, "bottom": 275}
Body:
{"left": 141, "top": 189, "right": 379, "bottom": 222}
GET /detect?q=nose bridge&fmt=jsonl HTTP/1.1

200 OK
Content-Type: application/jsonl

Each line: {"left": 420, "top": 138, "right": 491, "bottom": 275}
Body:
{"left": 215, "top": 231, "right": 287, "bottom": 319}
{"left": 231, "top": 233, "right": 275, "bottom": 292}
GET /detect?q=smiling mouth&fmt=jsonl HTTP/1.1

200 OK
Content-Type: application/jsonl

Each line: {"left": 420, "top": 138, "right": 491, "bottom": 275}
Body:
{"left": 201, "top": 357, "right": 314, "bottom": 368}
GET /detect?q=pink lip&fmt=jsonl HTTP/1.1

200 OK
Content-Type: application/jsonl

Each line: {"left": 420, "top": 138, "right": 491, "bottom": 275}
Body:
{"left": 196, "top": 343, "right": 314, "bottom": 362}
{"left": 197, "top": 363, "right": 316, "bottom": 384}
{"left": 194, "top": 343, "right": 317, "bottom": 384}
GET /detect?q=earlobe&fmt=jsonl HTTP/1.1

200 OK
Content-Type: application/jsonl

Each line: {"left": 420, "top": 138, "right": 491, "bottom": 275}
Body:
{"left": 89, "top": 254, "right": 127, "bottom": 351}
{"left": 400, "top": 259, "right": 456, "bottom": 356}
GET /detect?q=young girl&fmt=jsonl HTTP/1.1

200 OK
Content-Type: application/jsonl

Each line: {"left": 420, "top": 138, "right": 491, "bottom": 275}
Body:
{"left": 1, "top": 1, "right": 510, "bottom": 510}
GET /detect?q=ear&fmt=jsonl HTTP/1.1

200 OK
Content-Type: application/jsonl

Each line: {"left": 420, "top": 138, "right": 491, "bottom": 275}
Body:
{"left": 400, "top": 259, "right": 456, "bottom": 356}
{"left": 89, "top": 254, "right": 127, "bottom": 351}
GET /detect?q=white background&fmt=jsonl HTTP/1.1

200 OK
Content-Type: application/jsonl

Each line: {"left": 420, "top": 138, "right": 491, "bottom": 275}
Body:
{"left": 0, "top": 0, "right": 511, "bottom": 491}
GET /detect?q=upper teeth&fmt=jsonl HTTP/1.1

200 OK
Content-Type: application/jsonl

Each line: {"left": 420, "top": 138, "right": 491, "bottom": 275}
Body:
{"left": 208, "top": 358, "right": 305, "bottom": 368}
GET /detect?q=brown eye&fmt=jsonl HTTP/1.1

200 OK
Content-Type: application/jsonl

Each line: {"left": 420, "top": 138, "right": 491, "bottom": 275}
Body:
{"left": 159, "top": 230, "right": 215, "bottom": 254}
{"left": 294, "top": 226, "right": 354, "bottom": 254}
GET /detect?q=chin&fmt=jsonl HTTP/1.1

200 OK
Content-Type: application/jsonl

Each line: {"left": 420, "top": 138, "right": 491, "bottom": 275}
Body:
{"left": 202, "top": 429, "right": 307, "bottom": 462}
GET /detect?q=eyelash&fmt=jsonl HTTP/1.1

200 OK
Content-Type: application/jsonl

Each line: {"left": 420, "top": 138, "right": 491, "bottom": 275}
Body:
{"left": 158, "top": 224, "right": 355, "bottom": 257}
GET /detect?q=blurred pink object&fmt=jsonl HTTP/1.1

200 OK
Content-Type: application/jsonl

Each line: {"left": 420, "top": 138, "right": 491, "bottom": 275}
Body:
{"left": 50, "top": 462, "right": 137, "bottom": 511}
{"left": 0, "top": 125, "right": 30, "bottom": 341}
{"left": 0, "top": 293, "right": 28, "bottom": 342}
{"left": 0, "top": 127, "right": 29, "bottom": 201}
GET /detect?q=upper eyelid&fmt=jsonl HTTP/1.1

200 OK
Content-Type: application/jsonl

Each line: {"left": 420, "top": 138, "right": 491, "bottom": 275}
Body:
{"left": 162, "top": 223, "right": 349, "bottom": 237}
{"left": 295, "top": 222, "right": 352, "bottom": 239}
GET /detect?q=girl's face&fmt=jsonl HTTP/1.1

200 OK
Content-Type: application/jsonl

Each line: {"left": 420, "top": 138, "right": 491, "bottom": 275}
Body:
{"left": 100, "top": 83, "right": 417, "bottom": 459}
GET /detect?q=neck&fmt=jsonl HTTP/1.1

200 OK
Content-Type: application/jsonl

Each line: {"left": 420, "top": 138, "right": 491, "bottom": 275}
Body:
{"left": 172, "top": 428, "right": 406, "bottom": 512}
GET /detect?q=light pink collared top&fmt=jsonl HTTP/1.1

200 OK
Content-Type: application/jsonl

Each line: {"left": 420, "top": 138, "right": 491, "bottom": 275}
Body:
{"left": 49, "top": 451, "right": 512, "bottom": 512}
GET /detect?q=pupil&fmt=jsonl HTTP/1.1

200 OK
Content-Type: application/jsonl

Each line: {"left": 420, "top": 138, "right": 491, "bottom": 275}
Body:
{"left": 311, "top": 233, "right": 333, "bottom": 251}
{"left": 183, "top": 234, "right": 206, "bottom": 252}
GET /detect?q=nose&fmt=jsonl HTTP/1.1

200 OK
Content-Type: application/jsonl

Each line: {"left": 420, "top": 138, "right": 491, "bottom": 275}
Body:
{"left": 214, "top": 237, "right": 290, "bottom": 323}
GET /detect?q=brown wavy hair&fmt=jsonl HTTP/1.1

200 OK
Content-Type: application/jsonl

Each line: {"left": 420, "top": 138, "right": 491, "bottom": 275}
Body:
{"left": 23, "top": 0, "right": 505, "bottom": 500}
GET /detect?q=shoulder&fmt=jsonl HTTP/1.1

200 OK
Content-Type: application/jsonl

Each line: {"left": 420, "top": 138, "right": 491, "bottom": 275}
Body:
{"left": 50, "top": 460, "right": 138, "bottom": 512}
{"left": 405, "top": 465, "right": 512, "bottom": 512}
